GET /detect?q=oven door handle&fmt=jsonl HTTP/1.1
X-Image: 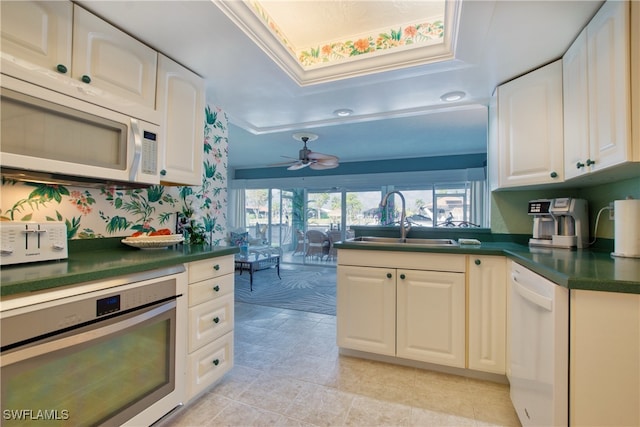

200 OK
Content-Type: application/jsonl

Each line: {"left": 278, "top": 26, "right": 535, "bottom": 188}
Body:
{"left": 1, "top": 300, "right": 175, "bottom": 367}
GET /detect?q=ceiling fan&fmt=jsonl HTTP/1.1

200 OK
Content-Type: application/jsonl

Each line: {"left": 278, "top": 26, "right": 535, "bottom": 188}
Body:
{"left": 271, "top": 133, "right": 339, "bottom": 170}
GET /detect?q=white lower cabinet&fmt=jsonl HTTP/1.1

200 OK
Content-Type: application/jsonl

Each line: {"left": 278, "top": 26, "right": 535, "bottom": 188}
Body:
{"left": 467, "top": 255, "right": 507, "bottom": 374}
{"left": 569, "top": 289, "right": 640, "bottom": 426}
{"left": 397, "top": 268, "right": 465, "bottom": 367}
{"left": 337, "top": 250, "right": 466, "bottom": 368}
{"left": 186, "top": 256, "right": 234, "bottom": 400}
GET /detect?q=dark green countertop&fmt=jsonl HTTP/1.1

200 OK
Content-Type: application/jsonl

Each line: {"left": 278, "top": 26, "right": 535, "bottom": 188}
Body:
{"left": 0, "top": 240, "right": 239, "bottom": 298}
{"left": 334, "top": 240, "right": 640, "bottom": 294}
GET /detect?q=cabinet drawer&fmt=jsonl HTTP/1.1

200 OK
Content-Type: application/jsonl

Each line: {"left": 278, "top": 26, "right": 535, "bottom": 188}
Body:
{"left": 338, "top": 250, "right": 465, "bottom": 272}
{"left": 187, "top": 331, "right": 233, "bottom": 399}
{"left": 188, "top": 255, "right": 234, "bottom": 283}
{"left": 188, "top": 293, "right": 234, "bottom": 352}
{"left": 188, "top": 273, "right": 234, "bottom": 307}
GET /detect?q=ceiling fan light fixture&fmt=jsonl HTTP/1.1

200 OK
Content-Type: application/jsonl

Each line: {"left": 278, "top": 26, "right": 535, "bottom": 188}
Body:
{"left": 292, "top": 132, "right": 318, "bottom": 142}
{"left": 440, "top": 91, "right": 466, "bottom": 102}
{"left": 333, "top": 108, "right": 353, "bottom": 117}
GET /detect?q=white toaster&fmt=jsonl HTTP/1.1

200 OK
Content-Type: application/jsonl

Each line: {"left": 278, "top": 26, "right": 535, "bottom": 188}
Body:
{"left": 0, "top": 222, "right": 68, "bottom": 266}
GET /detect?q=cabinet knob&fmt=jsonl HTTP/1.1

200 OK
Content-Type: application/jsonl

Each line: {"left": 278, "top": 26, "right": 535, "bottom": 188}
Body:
{"left": 213, "top": 317, "right": 220, "bottom": 324}
{"left": 386, "top": 273, "right": 392, "bottom": 279}
{"left": 160, "top": 169, "right": 167, "bottom": 176}
{"left": 213, "top": 264, "right": 220, "bottom": 271}
{"left": 576, "top": 161, "right": 585, "bottom": 169}
{"left": 550, "top": 171, "right": 558, "bottom": 178}
{"left": 56, "top": 64, "right": 68, "bottom": 74}
{"left": 213, "top": 285, "right": 220, "bottom": 292}
{"left": 212, "top": 359, "right": 220, "bottom": 366}
{"left": 400, "top": 274, "right": 406, "bottom": 280}
{"left": 475, "top": 259, "right": 481, "bottom": 265}
{"left": 81, "top": 75, "right": 91, "bottom": 84}
{"left": 586, "top": 159, "right": 596, "bottom": 166}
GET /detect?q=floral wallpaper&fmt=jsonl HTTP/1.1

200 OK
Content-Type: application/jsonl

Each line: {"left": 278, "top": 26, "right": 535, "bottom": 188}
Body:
{"left": 248, "top": 0, "right": 444, "bottom": 67}
{"left": 0, "top": 104, "right": 229, "bottom": 246}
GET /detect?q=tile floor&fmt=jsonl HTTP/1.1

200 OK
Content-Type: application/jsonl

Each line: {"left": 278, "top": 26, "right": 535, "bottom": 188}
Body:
{"left": 162, "top": 302, "right": 521, "bottom": 427}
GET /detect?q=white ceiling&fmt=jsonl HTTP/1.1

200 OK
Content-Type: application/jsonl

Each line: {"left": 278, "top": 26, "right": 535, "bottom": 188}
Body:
{"left": 77, "top": 0, "right": 604, "bottom": 172}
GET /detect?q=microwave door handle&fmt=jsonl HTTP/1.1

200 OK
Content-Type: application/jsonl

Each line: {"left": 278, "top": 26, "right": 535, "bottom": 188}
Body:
{"left": 129, "top": 118, "right": 142, "bottom": 182}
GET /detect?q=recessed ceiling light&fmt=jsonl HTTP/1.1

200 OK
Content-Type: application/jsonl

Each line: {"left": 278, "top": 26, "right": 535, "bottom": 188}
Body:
{"left": 334, "top": 109, "right": 353, "bottom": 117}
{"left": 440, "top": 91, "right": 466, "bottom": 102}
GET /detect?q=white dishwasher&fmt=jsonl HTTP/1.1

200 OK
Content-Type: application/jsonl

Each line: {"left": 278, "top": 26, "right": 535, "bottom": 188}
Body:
{"left": 508, "top": 261, "right": 568, "bottom": 427}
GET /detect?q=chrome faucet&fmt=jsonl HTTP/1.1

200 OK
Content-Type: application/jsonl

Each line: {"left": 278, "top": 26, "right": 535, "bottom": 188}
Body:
{"left": 381, "top": 190, "right": 411, "bottom": 242}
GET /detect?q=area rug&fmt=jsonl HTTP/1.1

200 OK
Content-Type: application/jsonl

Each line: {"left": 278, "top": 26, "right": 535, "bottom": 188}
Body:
{"left": 234, "top": 265, "right": 336, "bottom": 316}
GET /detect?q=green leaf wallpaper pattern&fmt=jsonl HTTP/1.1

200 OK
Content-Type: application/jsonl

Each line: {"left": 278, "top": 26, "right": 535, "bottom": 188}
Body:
{"left": 0, "top": 104, "right": 229, "bottom": 245}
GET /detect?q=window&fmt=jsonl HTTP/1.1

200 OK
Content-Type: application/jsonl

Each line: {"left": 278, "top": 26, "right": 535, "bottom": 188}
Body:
{"left": 234, "top": 180, "right": 486, "bottom": 265}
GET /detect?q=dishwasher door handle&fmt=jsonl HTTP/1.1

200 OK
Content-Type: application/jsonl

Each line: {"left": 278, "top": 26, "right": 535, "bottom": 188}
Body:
{"left": 512, "top": 275, "right": 553, "bottom": 311}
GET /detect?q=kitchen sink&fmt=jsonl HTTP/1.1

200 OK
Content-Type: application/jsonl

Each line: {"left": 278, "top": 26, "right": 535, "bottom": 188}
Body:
{"left": 345, "top": 236, "right": 458, "bottom": 247}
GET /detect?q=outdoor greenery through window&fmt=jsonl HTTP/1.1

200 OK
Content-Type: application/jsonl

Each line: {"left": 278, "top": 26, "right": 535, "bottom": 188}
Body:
{"left": 240, "top": 182, "right": 485, "bottom": 265}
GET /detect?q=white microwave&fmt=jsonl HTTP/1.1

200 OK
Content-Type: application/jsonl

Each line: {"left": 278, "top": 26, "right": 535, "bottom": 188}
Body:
{"left": 0, "top": 75, "right": 160, "bottom": 187}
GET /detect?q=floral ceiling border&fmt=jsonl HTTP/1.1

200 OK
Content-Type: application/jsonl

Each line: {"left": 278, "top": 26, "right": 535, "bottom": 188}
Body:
{"left": 248, "top": 0, "right": 445, "bottom": 68}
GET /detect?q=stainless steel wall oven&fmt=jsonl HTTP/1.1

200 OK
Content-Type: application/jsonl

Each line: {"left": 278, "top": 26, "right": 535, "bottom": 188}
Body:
{"left": 1, "top": 266, "right": 187, "bottom": 426}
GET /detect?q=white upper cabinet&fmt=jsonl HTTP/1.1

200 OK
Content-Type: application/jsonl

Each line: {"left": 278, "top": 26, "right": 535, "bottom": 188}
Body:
{"left": 157, "top": 55, "right": 205, "bottom": 186}
{"left": 0, "top": 1, "right": 73, "bottom": 86}
{"left": 1, "top": 1, "right": 159, "bottom": 124}
{"left": 494, "top": 60, "right": 564, "bottom": 189}
{"left": 72, "top": 5, "right": 157, "bottom": 111}
{"left": 564, "top": 0, "right": 639, "bottom": 180}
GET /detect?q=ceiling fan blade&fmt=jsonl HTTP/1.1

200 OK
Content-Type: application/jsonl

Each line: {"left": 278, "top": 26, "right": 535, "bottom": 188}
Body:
{"left": 316, "top": 157, "right": 339, "bottom": 166}
{"left": 307, "top": 151, "right": 336, "bottom": 161}
{"left": 268, "top": 160, "right": 298, "bottom": 167}
{"left": 310, "top": 162, "right": 339, "bottom": 170}
{"left": 287, "top": 162, "right": 310, "bottom": 170}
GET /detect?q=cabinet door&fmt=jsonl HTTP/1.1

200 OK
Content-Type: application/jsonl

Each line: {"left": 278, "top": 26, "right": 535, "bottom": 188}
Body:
{"left": 396, "top": 269, "right": 465, "bottom": 367}
{"left": 587, "top": 0, "right": 632, "bottom": 172}
{"left": 497, "top": 60, "right": 564, "bottom": 187}
{"left": 0, "top": 1, "right": 72, "bottom": 85}
{"left": 337, "top": 265, "right": 396, "bottom": 356}
{"left": 467, "top": 256, "right": 506, "bottom": 374}
{"left": 157, "top": 55, "right": 205, "bottom": 186}
{"left": 563, "top": 29, "right": 591, "bottom": 180}
{"left": 72, "top": 5, "right": 157, "bottom": 110}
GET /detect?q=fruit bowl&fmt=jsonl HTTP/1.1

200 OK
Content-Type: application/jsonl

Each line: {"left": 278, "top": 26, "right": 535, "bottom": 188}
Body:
{"left": 121, "top": 234, "right": 184, "bottom": 249}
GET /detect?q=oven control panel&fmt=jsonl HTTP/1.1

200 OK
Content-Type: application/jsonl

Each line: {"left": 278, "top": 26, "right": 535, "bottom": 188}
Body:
{"left": 0, "top": 221, "right": 68, "bottom": 266}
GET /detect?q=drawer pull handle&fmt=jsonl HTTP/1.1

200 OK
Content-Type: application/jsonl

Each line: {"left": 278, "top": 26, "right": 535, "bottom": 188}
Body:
{"left": 213, "top": 264, "right": 220, "bottom": 271}
{"left": 160, "top": 169, "right": 167, "bottom": 176}
{"left": 81, "top": 74, "right": 91, "bottom": 84}
{"left": 576, "top": 161, "right": 585, "bottom": 169}
{"left": 475, "top": 259, "right": 481, "bottom": 265}
{"left": 56, "top": 64, "right": 68, "bottom": 74}
{"left": 550, "top": 171, "right": 558, "bottom": 178}
{"left": 213, "top": 317, "right": 220, "bottom": 324}
{"left": 213, "top": 285, "right": 220, "bottom": 292}
{"left": 212, "top": 359, "right": 220, "bottom": 366}
{"left": 386, "top": 273, "right": 392, "bottom": 279}
{"left": 400, "top": 274, "right": 406, "bottom": 280}
{"left": 586, "top": 158, "right": 595, "bottom": 166}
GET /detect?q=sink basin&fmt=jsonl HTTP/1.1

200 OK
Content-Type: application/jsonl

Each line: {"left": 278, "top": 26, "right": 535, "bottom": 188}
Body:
{"left": 346, "top": 236, "right": 458, "bottom": 247}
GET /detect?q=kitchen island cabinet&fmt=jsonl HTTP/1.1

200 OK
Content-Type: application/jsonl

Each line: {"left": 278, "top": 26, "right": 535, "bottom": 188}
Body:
{"left": 157, "top": 55, "right": 205, "bottom": 186}
{"left": 337, "top": 250, "right": 466, "bottom": 368}
{"left": 563, "top": 0, "right": 639, "bottom": 180}
{"left": 185, "top": 256, "right": 235, "bottom": 400}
